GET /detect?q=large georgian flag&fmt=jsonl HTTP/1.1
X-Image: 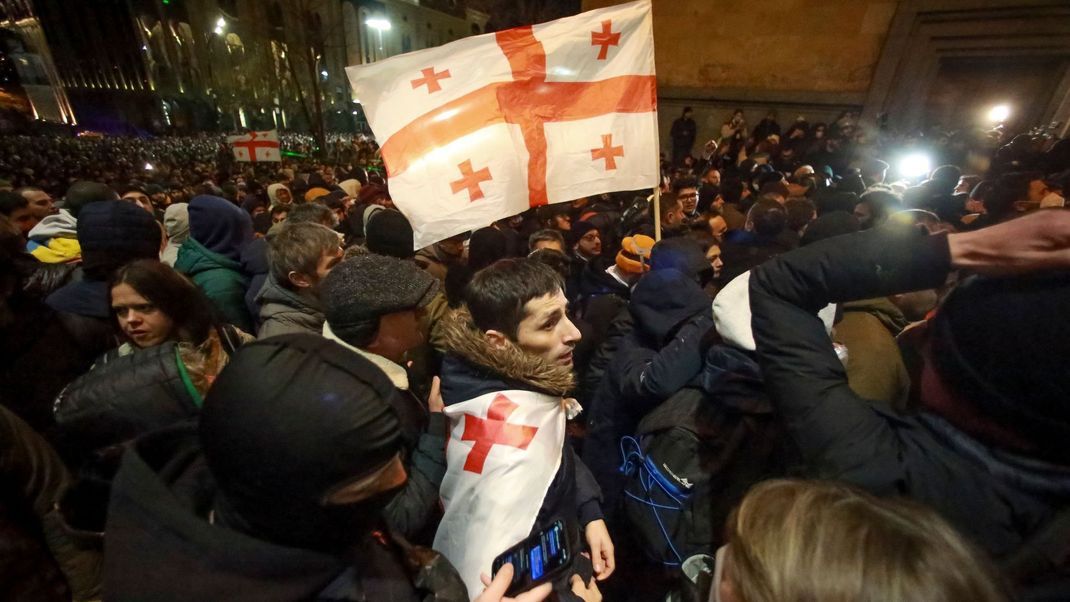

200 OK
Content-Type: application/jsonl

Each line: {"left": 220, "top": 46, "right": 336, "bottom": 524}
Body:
{"left": 227, "top": 130, "right": 281, "bottom": 162}
{"left": 346, "top": 0, "right": 658, "bottom": 248}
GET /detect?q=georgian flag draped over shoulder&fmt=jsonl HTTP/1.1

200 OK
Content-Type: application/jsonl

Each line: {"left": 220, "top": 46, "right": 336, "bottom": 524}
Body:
{"left": 434, "top": 390, "right": 566, "bottom": 599}
{"left": 227, "top": 130, "right": 281, "bottom": 162}
{"left": 346, "top": 0, "right": 658, "bottom": 249}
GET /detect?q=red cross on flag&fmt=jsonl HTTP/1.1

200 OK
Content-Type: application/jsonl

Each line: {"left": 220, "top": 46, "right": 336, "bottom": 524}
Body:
{"left": 227, "top": 130, "right": 281, "bottom": 162}
{"left": 435, "top": 388, "right": 568, "bottom": 597}
{"left": 346, "top": 0, "right": 657, "bottom": 249}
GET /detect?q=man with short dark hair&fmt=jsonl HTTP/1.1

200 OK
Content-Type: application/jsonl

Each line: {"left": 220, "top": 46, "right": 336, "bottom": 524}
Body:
{"left": 17, "top": 186, "right": 55, "bottom": 219}
{"left": 528, "top": 228, "right": 566, "bottom": 254}
{"left": 861, "top": 158, "right": 890, "bottom": 188}
{"left": 719, "top": 198, "right": 792, "bottom": 283}
{"left": 0, "top": 191, "right": 39, "bottom": 240}
{"left": 121, "top": 187, "right": 155, "bottom": 215}
{"left": 269, "top": 204, "right": 289, "bottom": 225}
{"left": 673, "top": 176, "right": 701, "bottom": 223}
{"left": 698, "top": 167, "right": 721, "bottom": 212}
{"left": 257, "top": 222, "right": 342, "bottom": 339}
{"left": 977, "top": 172, "right": 1048, "bottom": 227}
{"left": 785, "top": 197, "right": 817, "bottom": 237}
{"left": 654, "top": 191, "right": 687, "bottom": 236}
{"left": 435, "top": 258, "right": 609, "bottom": 598}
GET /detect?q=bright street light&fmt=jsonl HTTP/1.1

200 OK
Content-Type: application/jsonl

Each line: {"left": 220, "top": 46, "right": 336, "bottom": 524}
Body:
{"left": 320, "top": 69, "right": 329, "bottom": 77}
{"left": 144, "top": 162, "right": 154, "bottom": 171}
{"left": 213, "top": 26, "right": 224, "bottom": 35}
{"left": 988, "top": 104, "right": 1011, "bottom": 123}
{"left": 898, "top": 153, "right": 931, "bottom": 179}
{"left": 216, "top": 17, "right": 226, "bottom": 28}
{"left": 366, "top": 17, "right": 391, "bottom": 31}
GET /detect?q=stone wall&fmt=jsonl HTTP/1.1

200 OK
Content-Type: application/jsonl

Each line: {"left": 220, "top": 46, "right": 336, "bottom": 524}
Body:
{"left": 582, "top": 0, "right": 899, "bottom": 152}
{"left": 583, "top": 0, "right": 1070, "bottom": 150}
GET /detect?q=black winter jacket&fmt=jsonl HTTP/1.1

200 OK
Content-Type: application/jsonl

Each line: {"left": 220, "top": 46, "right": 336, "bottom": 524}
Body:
{"left": 582, "top": 269, "right": 713, "bottom": 513}
{"left": 53, "top": 327, "right": 245, "bottom": 464}
{"left": 749, "top": 225, "right": 1070, "bottom": 591}
{"left": 52, "top": 342, "right": 200, "bottom": 464}
{"left": 241, "top": 237, "right": 270, "bottom": 329}
{"left": 105, "top": 425, "right": 466, "bottom": 602}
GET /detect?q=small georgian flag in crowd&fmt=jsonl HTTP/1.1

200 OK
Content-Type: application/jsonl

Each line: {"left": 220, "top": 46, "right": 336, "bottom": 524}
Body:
{"left": 346, "top": 0, "right": 658, "bottom": 249}
{"left": 227, "top": 130, "right": 281, "bottom": 162}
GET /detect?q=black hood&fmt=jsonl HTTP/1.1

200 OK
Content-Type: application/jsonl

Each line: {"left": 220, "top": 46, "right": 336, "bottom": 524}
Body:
{"left": 199, "top": 335, "right": 403, "bottom": 554}
{"left": 104, "top": 424, "right": 347, "bottom": 602}
{"left": 576, "top": 256, "right": 630, "bottom": 299}
{"left": 45, "top": 279, "right": 111, "bottom": 319}
{"left": 240, "top": 237, "right": 270, "bottom": 277}
{"left": 629, "top": 268, "right": 710, "bottom": 346}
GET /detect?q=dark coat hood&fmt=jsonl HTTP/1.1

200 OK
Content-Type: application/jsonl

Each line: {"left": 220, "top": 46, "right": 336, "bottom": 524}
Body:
{"left": 629, "top": 268, "right": 711, "bottom": 346}
{"left": 105, "top": 425, "right": 350, "bottom": 602}
{"left": 188, "top": 195, "right": 253, "bottom": 261}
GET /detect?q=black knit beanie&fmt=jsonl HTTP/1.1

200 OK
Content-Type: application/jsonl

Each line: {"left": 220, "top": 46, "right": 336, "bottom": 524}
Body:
{"left": 77, "top": 200, "right": 161, "bottom": 281}
{"left": 365, "top": 209, "right": 415, "bottom": 259}
{"left": 931, "top": 270, "right": 1070, "bottom": 464}
{"left": 65, "top": 180, "right": 118, "bottom": 218}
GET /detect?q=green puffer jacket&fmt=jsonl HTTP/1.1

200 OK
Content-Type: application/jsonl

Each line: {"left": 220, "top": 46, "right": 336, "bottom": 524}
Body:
{"left": 175, "top": 239, "right": 254, "bottom": 333}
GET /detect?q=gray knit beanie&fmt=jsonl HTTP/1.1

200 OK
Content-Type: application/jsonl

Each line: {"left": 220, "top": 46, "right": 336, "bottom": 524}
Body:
{"left": 322, "top": 254, "right": 440, "bottom": 346}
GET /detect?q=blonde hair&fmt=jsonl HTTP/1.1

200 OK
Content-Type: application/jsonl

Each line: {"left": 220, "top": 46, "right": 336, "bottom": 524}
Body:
{"left": 724, "top": 480, "right": 1007, "bottom": 602}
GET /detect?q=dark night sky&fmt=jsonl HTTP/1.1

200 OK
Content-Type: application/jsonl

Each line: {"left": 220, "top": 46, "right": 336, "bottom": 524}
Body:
{"left": 468, "top": 0, "right": 582, "bottom": 32}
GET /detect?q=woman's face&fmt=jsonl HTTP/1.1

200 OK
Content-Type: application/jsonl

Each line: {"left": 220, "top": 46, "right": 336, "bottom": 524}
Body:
{"left": 111, "top": 283, "right": 175, "bottom": 348}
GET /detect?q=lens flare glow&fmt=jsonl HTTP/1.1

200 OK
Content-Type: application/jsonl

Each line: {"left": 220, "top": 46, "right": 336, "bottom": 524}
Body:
{"left": 988, "top": 104, "right": 1011, "bottom": 123}
{"left": 898, "top": 153, "right": 931, "bottom": 179}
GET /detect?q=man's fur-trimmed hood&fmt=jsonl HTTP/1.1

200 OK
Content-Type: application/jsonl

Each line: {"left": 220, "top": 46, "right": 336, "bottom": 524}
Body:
{"left": 440, "top": 307, "right": 574, "bottom": 396}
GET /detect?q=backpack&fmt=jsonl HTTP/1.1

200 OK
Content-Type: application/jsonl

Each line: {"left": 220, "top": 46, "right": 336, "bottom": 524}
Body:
{"left": 619, "top": 359, "right": 785, "bottom": 566}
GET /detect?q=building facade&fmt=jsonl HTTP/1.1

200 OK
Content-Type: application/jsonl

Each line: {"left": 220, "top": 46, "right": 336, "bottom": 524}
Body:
{"left": 0, "top": 0, "right": 488, "bottom": 133}
{"left": 584, "top": 0, "right": 1070, "bottom": 149}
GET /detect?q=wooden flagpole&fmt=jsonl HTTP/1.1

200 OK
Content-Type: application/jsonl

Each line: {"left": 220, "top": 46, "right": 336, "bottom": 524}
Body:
{"left": 652, "top": 185, "right": 662, "bottom": 242}
{"left": 652, "top": 137, "right": 663, "bottom": 241}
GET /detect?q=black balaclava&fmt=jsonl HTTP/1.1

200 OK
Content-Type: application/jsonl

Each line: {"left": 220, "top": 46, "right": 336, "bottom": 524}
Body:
{"left": 200, "top": 334, "right": 403, "bottom": 553}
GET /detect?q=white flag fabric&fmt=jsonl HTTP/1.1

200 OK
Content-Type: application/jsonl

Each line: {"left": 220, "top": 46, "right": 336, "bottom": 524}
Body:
{"left": 227, "top": 130, "right": 281, "bottom": 162}
{"left": 433, "top": 389, "right": 566, "bottom": 599}
{"left": 346, "top": 0, "right": 658, "bottom": 249}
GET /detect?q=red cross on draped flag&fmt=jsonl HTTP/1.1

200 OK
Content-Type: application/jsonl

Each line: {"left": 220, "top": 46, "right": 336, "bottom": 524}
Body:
{"left": 435, "top": 388, "right": 570, "bottom": 597}
{"left": 227, "top": 130, "right": 281, "bottom": 162}
{"left": 346, "top": 0, "right": 658, "bottom": 249}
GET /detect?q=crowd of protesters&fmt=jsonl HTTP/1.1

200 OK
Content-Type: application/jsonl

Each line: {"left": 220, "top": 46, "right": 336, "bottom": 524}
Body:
{"left": 0, "top": 110, "right": 1068, "bottom": 602}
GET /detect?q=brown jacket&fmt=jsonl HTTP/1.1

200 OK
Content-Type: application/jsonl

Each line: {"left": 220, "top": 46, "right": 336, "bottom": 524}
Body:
{"left": 834, "top": 297, "right": 911, "bottom": 411}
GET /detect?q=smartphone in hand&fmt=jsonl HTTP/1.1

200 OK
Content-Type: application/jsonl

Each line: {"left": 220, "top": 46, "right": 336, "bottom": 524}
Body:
{"left": 491, "top": 520, "right": 572, "bottom": 597}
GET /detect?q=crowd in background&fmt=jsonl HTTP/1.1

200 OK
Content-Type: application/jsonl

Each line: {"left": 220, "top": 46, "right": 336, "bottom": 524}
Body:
{"left": 0, "top": 108, "right": 1068, "bottom": 602}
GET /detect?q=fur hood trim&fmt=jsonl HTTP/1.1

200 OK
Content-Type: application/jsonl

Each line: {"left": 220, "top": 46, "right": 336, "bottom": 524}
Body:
{"left": 440, "top": 307, "right": 574, "bottom": 396}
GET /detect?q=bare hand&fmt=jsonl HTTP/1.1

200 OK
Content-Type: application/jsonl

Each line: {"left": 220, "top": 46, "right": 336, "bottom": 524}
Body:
{"left": 570, "top": 574, "right": 603, "bottom": 602}
{"left": 948, "top": 210, "right": 1070, "bottom": 276}
{"left": 476, "top": 564, "right": 552, "bottom": 602}
{"left": 584, "top": 519, "right": 615, "bottom": 581}
{"left": 428, "top": 376, "right": 444, "bottom": 413}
